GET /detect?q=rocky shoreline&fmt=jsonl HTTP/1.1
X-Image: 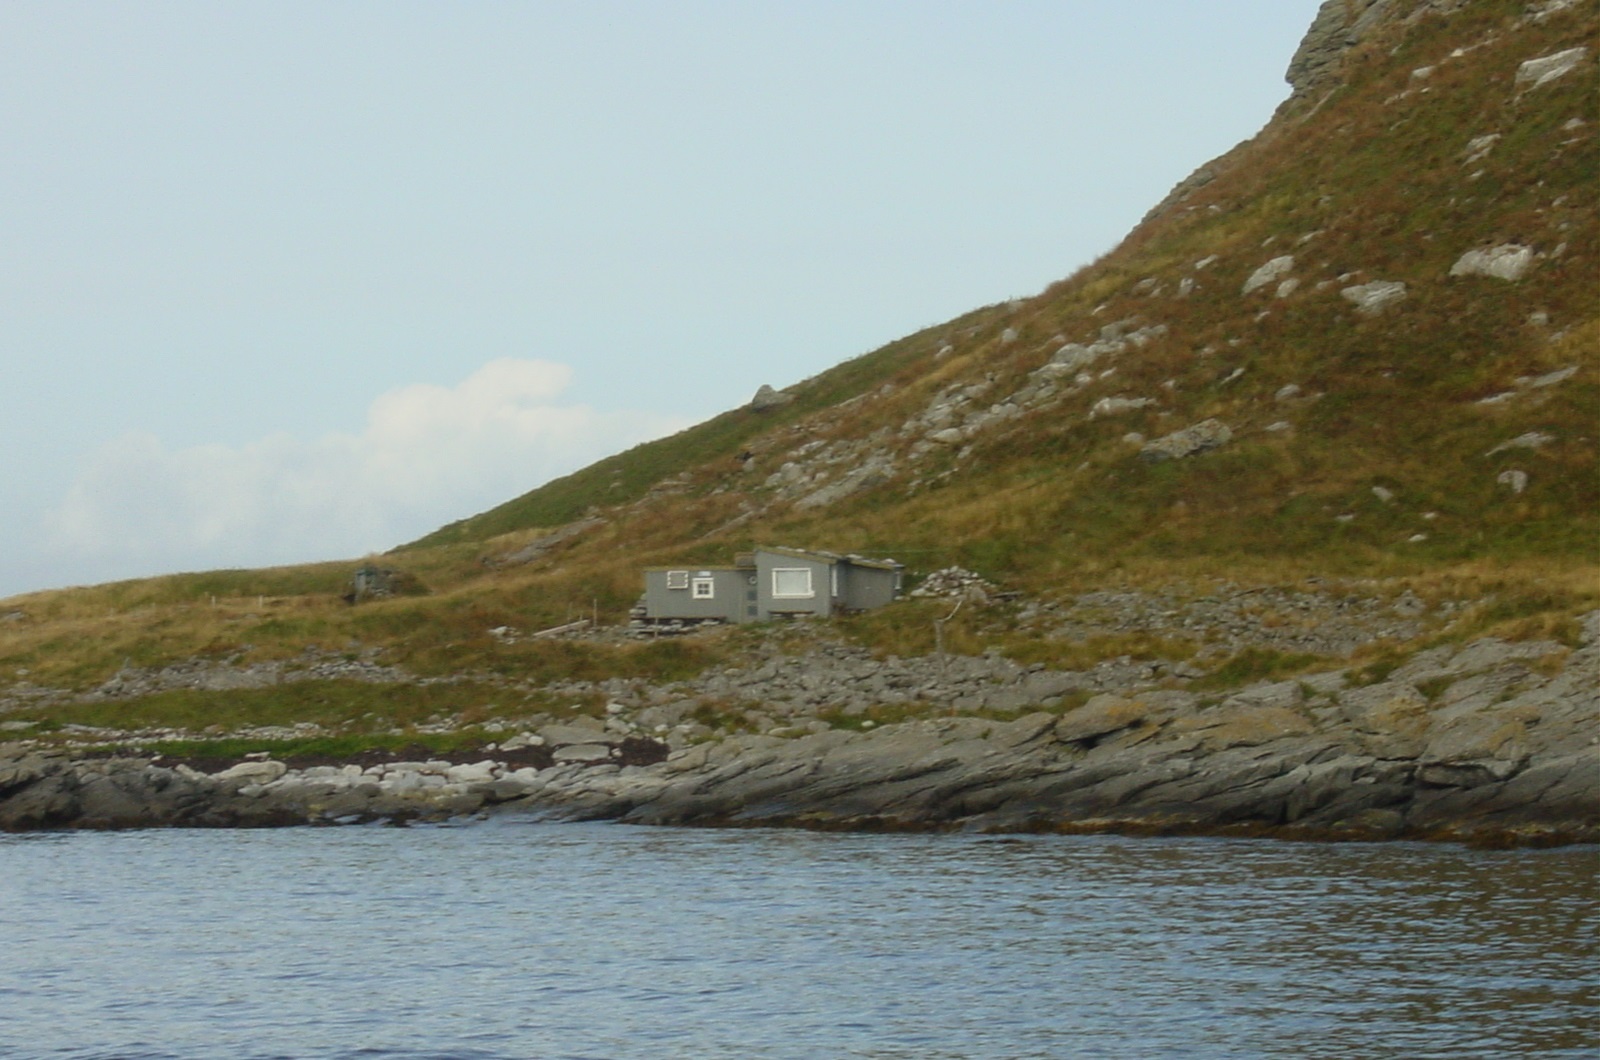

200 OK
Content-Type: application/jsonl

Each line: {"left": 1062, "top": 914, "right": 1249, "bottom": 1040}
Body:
{"left": 3, "top": 612, "right": 1595, "bottom": 846}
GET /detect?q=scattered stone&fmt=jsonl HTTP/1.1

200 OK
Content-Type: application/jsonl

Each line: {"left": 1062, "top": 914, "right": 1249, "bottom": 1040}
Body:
{"left": 1340, "top": 280, "right": 1409, "bottom": 315}
{"left": 1497, "top": 469, "right": 1530, "bottom": 494}
{"left": 1528, "top": 0, "right": 1581, "bottom": 22}
{"left": 1372, "top": 486, "right": 1396, "bottom": 503}
{"left": 1090, "top": 396, "right": 1156, "bottom": 418}
{"left": 1451, "top": 244, "right": 1535, "bottom": 281}
{"left": 909, "top": 567, "right": 997, "bottom": 600}
{"left": 1275, "top": 384, "right": 1303, "bottom": 401}
{"left": 1517, "top": 366, "right": 1577, "bottom": 389}
{"left": 1243, "top": 255, "right": 1295, "bottom": 295}
{"left": 1463, "top": 134, "right": 1500, "bottom": 163}
{"left": 214, "top": 760, "right": 288, "bottom": 784}
{"left": 1488, "top": 431, "right": 1555, "bottom": 455}
{"left": 1140, "top": 419, "right": 1233, "bottom": 462}
{"left": 1514, "top": 46, "right": 1588, "bottom": 90}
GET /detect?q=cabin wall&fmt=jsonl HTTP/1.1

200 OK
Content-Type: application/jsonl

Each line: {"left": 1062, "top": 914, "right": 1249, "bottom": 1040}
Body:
{"left": 755, "top": 551, "right": 832, "bottom": 619}
{"left": 643, "top": 568, "right": 747, "bottom": 622}
{"left": 840, "top": 565, "right": 900, "bottom": 611}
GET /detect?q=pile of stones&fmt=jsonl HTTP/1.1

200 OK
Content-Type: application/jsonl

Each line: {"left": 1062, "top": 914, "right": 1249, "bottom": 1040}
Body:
{"left": 909, "top": 567, "right": 998, "bottom": 600}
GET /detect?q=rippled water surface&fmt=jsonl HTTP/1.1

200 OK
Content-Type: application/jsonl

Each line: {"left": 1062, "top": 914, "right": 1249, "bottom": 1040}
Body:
{"left": 1, "top": 822, "right": 1594, "bottom": 1059}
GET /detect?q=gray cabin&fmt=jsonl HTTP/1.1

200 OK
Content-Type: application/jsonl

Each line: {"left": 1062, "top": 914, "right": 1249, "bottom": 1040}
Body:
{"left": 642, "top": 547, "right": 902, "bottom": 625}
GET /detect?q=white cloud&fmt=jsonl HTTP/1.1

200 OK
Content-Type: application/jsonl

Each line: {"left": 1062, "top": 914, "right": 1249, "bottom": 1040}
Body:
{"left": 40, "top": 358, "right": 692, "bottom": 580}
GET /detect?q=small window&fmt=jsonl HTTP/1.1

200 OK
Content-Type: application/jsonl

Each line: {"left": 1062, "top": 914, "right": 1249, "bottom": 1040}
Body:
{"left": 692, "top": 577, "right": 715, "bottom": 599}
{"left": 666, "top": 570, "right": 689, "bottom": 590}
{"left": 772, "top": 567, "right": 813, "bottom": 599}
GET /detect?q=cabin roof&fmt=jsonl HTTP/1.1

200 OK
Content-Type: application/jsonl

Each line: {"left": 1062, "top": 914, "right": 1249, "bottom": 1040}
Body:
{"left": 757, "top": 546, "right": 902, "bottom": 571}
{"left": 644, "top": 546, "right": 901, "bottom": 573}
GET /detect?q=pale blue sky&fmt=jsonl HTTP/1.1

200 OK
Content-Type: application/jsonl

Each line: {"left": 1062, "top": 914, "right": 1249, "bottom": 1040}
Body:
{"left": 1, "top": 1, "right": 1322, "bottom": 598}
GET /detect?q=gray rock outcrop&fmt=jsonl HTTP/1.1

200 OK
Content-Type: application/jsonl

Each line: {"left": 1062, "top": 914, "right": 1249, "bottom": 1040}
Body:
{"left": 1243, "top": 256, "right": 1296, "bottom": 295}
{"left": 1515, "top": 46, "right": 1588, "bottom": 90}
{"left": 1140, "top": 420, "right": 1233, "bottom": 462}
{"left": 1451, "top": 244, "right": 1536, "bottom": 281}
{"left": 1285, "top": 0, "right": 1396, "bottom": 100}
{"left": 1341, "top": 280, "right": 1409, "bottom": 315}
{"left": 7, "top": 618, "right": 1592, "bottom": 845}
{"left": 748, "top": 385, "right": 795, "bottom": 412}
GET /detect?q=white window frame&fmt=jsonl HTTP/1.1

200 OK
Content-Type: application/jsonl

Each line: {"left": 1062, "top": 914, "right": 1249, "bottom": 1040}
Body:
{"left": 666, "top": 570, "right": 689, "bottom": 590}
{"left": 771, "top": 567, "right": 814, "bottom": 599}
{"left": 691, "top": 577, "right": 715, "bottom": 600}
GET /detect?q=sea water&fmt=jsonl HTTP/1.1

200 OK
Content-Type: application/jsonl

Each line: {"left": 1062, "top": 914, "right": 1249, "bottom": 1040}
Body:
{"left": 0, "top": 821, "right": 1594, "bottom": 1059}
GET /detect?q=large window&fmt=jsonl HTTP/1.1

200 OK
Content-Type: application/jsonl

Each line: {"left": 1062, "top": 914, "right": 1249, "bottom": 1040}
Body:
{"left": 771, "top": 567, "right": 813, "bottom": 599}
{"left": 666, "top": 570, "right": 689, "bottom": 590}
{"left": 691, "top": 577, "right": 715, "bottom": 599}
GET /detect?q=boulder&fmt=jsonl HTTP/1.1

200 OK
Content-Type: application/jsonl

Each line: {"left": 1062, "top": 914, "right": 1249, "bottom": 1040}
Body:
{"left": 1451, "top": 244, "right": 1535, "bottom": 281}
{"left": 1462, "top": 134, "right": 1500, "bottom": 163}
{"left": 1340, "top": 280, "right": 1408, "bottom": 315}
{"left": 1514, "top": 46, "right": 1588, "bottom": 90}
{"left": 1139, "top": 419, "right": 1233, "bottom": 462}
{"left": 1090, "top": 396, "right": 1155, "bottom": 418}
{"left": 747, "top": 384, "right": 795, "bottom": 412}
{"left": 1497, "top": 469, "right": 1529, "bottom": 494}
{"left": 1055, "top": 694, "right": 1147, "bottom": 745}
{"left": 1517, "top": 366, "right": 1577, "bottom": 389}
{"left": 1242, "top": 255, "right": 1295, "bottom": 295}
{"left": 1487, "top": 431, "right": 1555, "bottom": 455}
{"left": 214, "top": 760, "right": 288, "bottom": 784}
{"left": 538, "top": 720, "right": 609, "bottom": 746}
{"left": 553, "top": 743, "right": 615, "bottom": 764}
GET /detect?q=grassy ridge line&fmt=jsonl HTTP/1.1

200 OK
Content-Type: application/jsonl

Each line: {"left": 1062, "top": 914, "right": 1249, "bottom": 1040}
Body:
{"left": 403, "top": 309, "right": 996, "bottom": 550}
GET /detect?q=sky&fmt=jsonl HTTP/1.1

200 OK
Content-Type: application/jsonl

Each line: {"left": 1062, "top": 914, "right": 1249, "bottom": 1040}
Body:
{"left": 0, "top": 0, "right": 1323, "bottom": 599}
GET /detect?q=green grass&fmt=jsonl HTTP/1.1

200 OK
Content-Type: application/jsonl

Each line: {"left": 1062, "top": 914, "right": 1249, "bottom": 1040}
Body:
{"left": 18, "top": 681, "right": 509, "bottom": 736}
{"left": 128, "top": 730, "right": 509, "bottom": 764}
{"left": 1190, "top": 648, "right": 1326, "bottom": 692}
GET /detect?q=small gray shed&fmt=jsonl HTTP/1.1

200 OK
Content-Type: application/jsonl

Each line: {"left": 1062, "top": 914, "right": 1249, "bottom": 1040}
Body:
{"left": 642, "top": 547, "right": 902, "bottom": 625}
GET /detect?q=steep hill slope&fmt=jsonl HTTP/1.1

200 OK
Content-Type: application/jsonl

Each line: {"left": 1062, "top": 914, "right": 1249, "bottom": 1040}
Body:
{"left": 426, "top": 0, "right": 1595, "bottom": 566}
{"left": 1, "top": 0, "right": 1595, "bottom": 731}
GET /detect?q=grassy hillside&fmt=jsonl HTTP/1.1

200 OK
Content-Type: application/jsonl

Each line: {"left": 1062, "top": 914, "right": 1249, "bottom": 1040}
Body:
{"left": 2, "top": 0, "right": 1594, "bottom": 740}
